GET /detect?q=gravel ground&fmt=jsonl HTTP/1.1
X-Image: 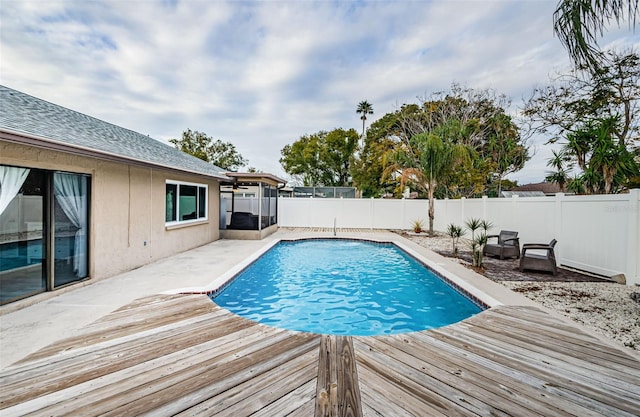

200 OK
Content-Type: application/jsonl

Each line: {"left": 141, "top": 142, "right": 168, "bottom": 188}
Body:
{"left": 400, "top": 231, "right": 640, "bottom": 351}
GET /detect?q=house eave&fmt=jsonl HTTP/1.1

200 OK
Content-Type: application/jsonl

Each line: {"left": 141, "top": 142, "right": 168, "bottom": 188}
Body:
{"left": 0, "top": 128, "right": 231, "bottom": 181}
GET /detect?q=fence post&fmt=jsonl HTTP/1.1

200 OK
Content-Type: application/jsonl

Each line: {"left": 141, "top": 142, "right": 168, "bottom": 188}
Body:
{"left": 340, "top": 196, "right": 344, "bottom": 230}
{"left": 626, "top": 189, "right": 640, "bottom": 285}
{"left": 554, "top": 193, "right": 565, "bottom": 264}
{"left": 511, "top": 194, "right": 519, "bottom": 230}
{"left": 443, "top": 198, "right": 449, "bottom": 230}
{"left": 482, "top": 195, "right": 488, "bottom": 221}
{"left": 370, "top": 197, "right": 374, "bottom": 230}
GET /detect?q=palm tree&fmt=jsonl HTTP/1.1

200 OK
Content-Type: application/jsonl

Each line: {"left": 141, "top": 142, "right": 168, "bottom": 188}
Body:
{"left": 555, "top": 117, "right": 637, "bottom": 194}
{"left": 589, "top": 117, "right": 637, "bottom": 193}
{"left": 384, "top": 127, "right": 470, "bottom": 235}
{"left": 566, "top": 175, "right": 586, "bottom": 194}
{"left": 554, "top": 0, "right": 639, "bottom": 71}
{"left": 356, "top": 101, "right": 374, "bottom": 139}
{"left": 545, "top": 149, "right": 571, "bottom": 191}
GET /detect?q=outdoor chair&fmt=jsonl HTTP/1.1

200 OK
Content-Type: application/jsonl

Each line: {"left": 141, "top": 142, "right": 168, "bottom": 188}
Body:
{"left": 519, "top": 239, "right": 558, "bottom": 275}
{"left": 483, "top": 230, "right": 520, "bottom": 260}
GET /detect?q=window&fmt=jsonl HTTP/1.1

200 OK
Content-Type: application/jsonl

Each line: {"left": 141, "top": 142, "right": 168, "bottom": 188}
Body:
{"left": 165, "top": 180, "right": 208, "bottom": 225}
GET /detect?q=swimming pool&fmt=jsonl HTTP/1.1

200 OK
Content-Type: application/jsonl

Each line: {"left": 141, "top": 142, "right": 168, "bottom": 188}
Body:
{"left": 211, "top": 239, "right": 486, "bottom": 336}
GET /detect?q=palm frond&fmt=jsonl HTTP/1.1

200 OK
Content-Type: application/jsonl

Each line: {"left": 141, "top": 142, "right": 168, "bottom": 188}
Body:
{"left": 554, "top": 0, "right": 639, "bottom": 70}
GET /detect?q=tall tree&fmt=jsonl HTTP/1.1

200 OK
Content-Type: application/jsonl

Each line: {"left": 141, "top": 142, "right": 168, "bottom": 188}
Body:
{"left": 280, "top": 128, "right": 359, "bottom": 186}
{"left": 169, "top": 129, "right": 248, "bottom": 171}
{"left": 352, "top": 85, "right": 528, "bottom": 199}
{"left": 398, "top": 84, "right": 528, "bottom": 198}
{"left": 485, "top": 113, "right": 528, "bottom": 196}
{"left": 524, "top": 50, "right": 640, "bottom": 193}
{"left": 321, "top": 128, "right": 360, "bottom": 186}
{"left": 554, "top": 0, "right": 639, "bottom": 71}
{"left": 356, "top": 101, "right": 374, "bottom": 139}
{"left": 351, "top": 106, "right": 418, "bottom": 197}
{"left": 279, "top": 134, "right": 323, "bottom": 186}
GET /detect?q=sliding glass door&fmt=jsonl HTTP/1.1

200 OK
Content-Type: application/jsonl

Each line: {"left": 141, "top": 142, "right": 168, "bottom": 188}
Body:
{"left": 0, "top": 167, "right": 46, "bottom": 304}
{"left": 0, "top": 166, "right": 90, "bottom": 305}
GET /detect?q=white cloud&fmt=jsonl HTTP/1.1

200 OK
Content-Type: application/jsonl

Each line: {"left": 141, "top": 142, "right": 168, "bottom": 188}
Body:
{"left": 1, "top": 0, "right": 638, "bottom": 182}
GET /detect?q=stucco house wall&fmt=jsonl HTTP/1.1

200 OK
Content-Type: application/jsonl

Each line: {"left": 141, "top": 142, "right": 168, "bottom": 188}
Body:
{"left": 0, "top": 141, "right": 221, "bottom": 281}
{"left": 0, "top": 85, "right": 232, "bottom": 306}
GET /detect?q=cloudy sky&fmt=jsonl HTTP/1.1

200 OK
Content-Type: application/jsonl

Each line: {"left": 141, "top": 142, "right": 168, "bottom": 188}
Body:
{"left": 2, "top": 0, "right": 638, "bottom": 185}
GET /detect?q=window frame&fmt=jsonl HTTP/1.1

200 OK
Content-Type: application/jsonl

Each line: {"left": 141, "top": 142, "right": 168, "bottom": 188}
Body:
{"left": 165, "top": 180, "right": 208, "bottom": 226}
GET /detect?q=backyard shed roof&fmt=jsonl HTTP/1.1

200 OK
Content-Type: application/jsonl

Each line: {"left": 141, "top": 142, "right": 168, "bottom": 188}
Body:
{"left": 223, "top": 172, "right": 287, "bottom": 187}
{"left": 0, "top": 85, "right": 229, "bottom": 180}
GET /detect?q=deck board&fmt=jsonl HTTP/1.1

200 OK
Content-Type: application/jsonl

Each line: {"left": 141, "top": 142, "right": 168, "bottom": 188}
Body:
{"left": 472, "top": 308, "right": 640, "bottom": 372}
{"left": 355, "top": 335, "right": 572, "bottom": 417}
{"left": 1, "top": 294, "right": 639, "bottom": 416}
{"left": 315, "top": 335, "right": 362, "bottom": 417}
{"left": 16, "top": 294, "right": 223, "bottom": 364}
{"left": 427, "top": 324, "right": 640, "bottom": 409}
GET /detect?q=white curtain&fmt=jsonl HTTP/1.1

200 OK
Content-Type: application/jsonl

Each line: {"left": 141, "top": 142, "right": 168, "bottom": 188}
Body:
{"left": 0, "top": 166, "right": 30, "bottom": 216}
{"left": 54, "top": 173, "right": 88, "bottom": 278}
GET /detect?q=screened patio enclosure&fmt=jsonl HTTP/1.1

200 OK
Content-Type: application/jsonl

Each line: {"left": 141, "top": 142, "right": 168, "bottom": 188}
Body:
{"left": 220, "top": 173, "right": 286, "bottom": 240}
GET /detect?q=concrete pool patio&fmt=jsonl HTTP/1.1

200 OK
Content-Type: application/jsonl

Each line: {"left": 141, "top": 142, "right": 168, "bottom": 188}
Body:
{"left": 1, "top": 230, "right": 639, "bottom": 415}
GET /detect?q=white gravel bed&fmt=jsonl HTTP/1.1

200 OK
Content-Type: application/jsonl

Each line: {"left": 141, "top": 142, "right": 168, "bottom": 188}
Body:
{"left": 402, "top": 231, "right": 640, "bottom": 352}
{"left": 502, "top": 281, "right": 640, "bottom": 350}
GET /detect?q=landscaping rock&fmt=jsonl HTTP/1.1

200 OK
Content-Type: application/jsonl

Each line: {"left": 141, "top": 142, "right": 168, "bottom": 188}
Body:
{"left": 398, "top": 230, "right": 640, "bottom": 352}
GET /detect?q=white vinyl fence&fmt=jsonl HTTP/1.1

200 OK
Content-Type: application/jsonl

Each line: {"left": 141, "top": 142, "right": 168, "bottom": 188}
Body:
{"left": 278, "top": 189, "right": 640, "bottom": 286}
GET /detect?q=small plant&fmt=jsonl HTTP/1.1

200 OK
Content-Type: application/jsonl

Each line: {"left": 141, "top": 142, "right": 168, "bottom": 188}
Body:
{"left": 471, "top": 232, "right": 488, "bottom": 267}
{"left": 411, "top": 219, "right": 425, "bottom": 234}
{"left": 446, "top": 223, "right": 465, "bottom": 257}
{"left": 465, "top": 218, "right": 493, "bottom": 267}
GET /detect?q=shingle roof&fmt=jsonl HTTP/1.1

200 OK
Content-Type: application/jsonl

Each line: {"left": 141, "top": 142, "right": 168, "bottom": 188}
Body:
{"left": 0, "top": 85, "right": 229, "bottom": 180}
{"left": 501, "top": 191, "right": 547, "bottom": 197}
{"left": 512, "top": 182, "right": 564, "bottom": 194}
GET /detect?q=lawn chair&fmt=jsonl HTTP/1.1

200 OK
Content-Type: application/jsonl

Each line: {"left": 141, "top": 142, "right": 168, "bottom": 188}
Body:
{"left": 483, "top": 230, "right": 520, "bottom": 260}
{"left": 519, "top": 239, "right": 558, "bottom": 275}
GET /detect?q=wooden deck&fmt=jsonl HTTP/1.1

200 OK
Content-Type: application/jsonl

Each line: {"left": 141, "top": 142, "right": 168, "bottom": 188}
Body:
{"left": 1, "top": 294, "right": 638, "bottom": 416}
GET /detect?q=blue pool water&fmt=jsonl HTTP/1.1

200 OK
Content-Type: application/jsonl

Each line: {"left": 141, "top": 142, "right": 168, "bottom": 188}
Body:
{"left": 212, "top": 239, "right": 484, "bottom": 336}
